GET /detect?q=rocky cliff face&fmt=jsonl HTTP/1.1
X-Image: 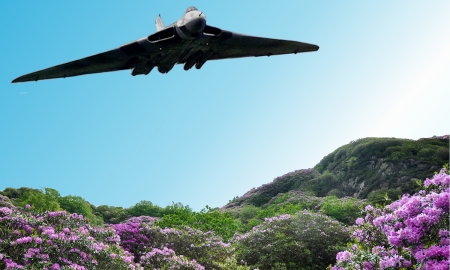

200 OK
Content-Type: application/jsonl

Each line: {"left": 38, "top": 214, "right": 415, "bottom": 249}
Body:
{"left": 343, "top": 157, "right": 441, "bottom": 197}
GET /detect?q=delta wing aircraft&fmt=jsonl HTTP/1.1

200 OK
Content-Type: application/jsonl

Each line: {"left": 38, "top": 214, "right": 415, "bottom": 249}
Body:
{"left": 12, "top": 6, "right": 319, "bottom": 83}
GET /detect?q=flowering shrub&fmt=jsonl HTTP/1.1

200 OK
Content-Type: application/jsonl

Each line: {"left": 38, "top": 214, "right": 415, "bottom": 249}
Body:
{"left": 233, "top": 211, "right": 350, "bottom": 270}
{"left": 0, "top": 195, "right": 15, "bottom": 209}
{"left": 113, "top": 216, "right": 236, "bottom": 269}
{"left": 0, "top": 207, "right": 135, "bottom": 269}
{"left": 332, "top": 168, "right": 450, "bottom": 269}
{"left": 155, "top": 205, "right": 240, "bottom": 241}
{"left": 140, "top": 247, "right": 205, "bottom": 269}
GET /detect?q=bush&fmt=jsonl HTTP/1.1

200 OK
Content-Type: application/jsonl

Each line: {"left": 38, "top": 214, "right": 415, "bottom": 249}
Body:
{"left": 139, "top": 247, "right": 206, "bottom": 269}
{"left": 59, "top": 195, "right": 103, "bottom": 226}
{"left": 113, "top": 216, "right": 236, "bottom": 269}
{"left": 0, "top": 207, "right": 134, "bottom": 269}
{"left": 367, "top": 188, "right": 403, "bottom": 206}
{"left": 321, "top": 196, "right": 366, "bottom": 225}
{"left": 155, "top": 205, "right": 240, "bottom": 241}
{"left": 94, "top": 205, "right": 129, "bottom": 224}
{"left": 233, "top": 211, "right": 350, "bottom": 270}
{"left": 332, "top": 168, "right": 449, "bottom": 269}
{"left": 127, "top": 200, "right": 164, "bottom": 218}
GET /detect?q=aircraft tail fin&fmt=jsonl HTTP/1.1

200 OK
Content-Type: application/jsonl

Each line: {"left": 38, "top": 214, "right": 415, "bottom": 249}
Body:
{"left": 155, "top": 14, "right": 164, "bottom": 31}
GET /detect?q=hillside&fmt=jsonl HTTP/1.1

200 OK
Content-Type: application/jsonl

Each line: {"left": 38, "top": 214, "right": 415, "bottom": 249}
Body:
{"left": 0, "top": 135, "right": 448, "bottom": 269}
{"left": 223, "top": 135, "right": 449, "bottom": 209}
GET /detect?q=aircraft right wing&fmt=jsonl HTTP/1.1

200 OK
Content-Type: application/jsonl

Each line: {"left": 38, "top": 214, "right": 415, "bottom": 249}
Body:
{"left": 205, "top": 28, "right": 319, "bottom": 61}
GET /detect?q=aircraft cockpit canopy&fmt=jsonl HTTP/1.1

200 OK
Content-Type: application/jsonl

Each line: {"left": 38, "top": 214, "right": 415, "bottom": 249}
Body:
{"left": 185, "top": 6, "right": 198, "bottom": 13}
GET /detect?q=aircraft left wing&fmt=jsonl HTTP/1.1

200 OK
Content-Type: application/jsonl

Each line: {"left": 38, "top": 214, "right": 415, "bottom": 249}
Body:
{"left": 12, "top": 48, "right": 136, "bottom": 83}
{"left": 206, "top": 28, "right": 319, "bottom": 61}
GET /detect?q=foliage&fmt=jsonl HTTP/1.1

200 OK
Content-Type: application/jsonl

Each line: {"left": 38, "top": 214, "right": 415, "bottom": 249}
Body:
{"left": 0, "top": 207, "right": 135, "bottom": 269}
{"left": 309, "top": 172, "right": 339, "bottom": 197}
{"left": 0, "top": 194, "right": 15, "bottom": 209}
{"left": 58, "top": 195, "right": 104, "bottom": 226}
{"left": 112, "top": 216, "right": 236, "bottom": 269}
{"left": 226, "top": 190, "right": 329, "bottom": 233}
{"left": 156, "top": 204, "right": 240, "bottom": 241}
{"left": 233, "top": 211, "right": 350, "bottom": 270}
{"left": 332, "top": 168, "right": 449, "bottom": 269}
{"left": 127, "top": 200, "right": 165, "bottom": 218}
{"left": 314, "top": 136, "right": 449, "bottom": 199}
{"left": 366, "top": 188, "right": 403, "bottom": 206}
{"left": 94, "top": 205, "right": 129, "bottom": 224}
{"left": 224, "top": 169, "right": 320, "bottom": 208}
{"left": 139, "top": 247, "right": 206, "bottom": 270}
{"left": 13, "top": 188, "right": 62, "bottom": 213}
{"left": 320, "top": 196, "right": 367, "bottom": 225}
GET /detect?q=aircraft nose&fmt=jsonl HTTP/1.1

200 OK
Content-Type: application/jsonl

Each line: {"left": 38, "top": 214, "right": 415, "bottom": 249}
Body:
{"left": 185, "top": 17, "right": 206, "bottom": 34}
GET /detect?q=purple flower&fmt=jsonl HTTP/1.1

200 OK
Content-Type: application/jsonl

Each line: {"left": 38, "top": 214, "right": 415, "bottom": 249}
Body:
{"left": 362, "top": 261, "right": 373, "bottom": 270}
{"left": 355, "top": 217, "right": 364, "bottom": 225}
{"left": 333, "top": 168, "right": 450, "bottom": 270}
{"left": 336, "top": 251, "right": 351, "bottom": 262}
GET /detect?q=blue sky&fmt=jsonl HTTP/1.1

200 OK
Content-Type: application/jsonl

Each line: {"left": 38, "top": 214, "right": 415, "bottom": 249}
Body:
{"left": 1, "top": 1, "right": 449, "bottom": 211}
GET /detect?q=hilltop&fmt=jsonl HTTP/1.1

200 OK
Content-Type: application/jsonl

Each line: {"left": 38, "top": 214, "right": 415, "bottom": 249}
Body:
{"left": 224, "top": 135, "right": 449, "bottom": 209}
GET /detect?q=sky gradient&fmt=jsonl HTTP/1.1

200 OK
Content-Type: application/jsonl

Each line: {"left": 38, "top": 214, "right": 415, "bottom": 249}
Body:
{"left": 1, "top": 1, "right": 449, "bottom": 211}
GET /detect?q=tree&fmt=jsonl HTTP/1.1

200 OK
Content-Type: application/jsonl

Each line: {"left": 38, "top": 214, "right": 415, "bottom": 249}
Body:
{"left": 127, "top": 200, "right": 164, "bottom": 217}
{"left": 58, "top": 195, "right": 103, "bottom": 226}
{"left": 94, "top": 205, "right": 129, "bottom": 224}
{"left": 15, "top": 188, "right": 61, "bottom": 212}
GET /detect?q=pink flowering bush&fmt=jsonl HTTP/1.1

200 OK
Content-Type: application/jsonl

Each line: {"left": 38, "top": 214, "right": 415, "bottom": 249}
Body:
{"left": 233, "top": 211, "right": 350, "bottom": 270}
{"left": 0, "top": 207, "right": 135, "bottom": 269}
{"left": 112, "top": 216, "right": 236, "bottom": 269}
{"left": 140, "top": 247, "right": 205, "bottom": 269}
{"left": 332, "top": 168, "right": 450, "bottom": 269}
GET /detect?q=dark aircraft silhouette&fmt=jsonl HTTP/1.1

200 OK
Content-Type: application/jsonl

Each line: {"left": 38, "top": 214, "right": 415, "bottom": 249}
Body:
{"left": 12, "top": 6, "right": 319, "bottom": 83}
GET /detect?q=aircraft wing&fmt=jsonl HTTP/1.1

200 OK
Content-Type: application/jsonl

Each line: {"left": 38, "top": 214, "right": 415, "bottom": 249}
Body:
{"left": 12, "top": 47, "right": 136, "bottom": 83}
{"left": 207, "top": 29, "right": 319, "bottom": 60}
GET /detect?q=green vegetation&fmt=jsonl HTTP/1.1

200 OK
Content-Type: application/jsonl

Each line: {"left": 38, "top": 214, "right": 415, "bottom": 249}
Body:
{"left": 320, "top": 196, "right": 366, "bottom": 225}
{"left": 313, "top": 136, "right": 448, "bottom": 199}
{"left": 0, "top": 135, "right": 447, "bottom": 268}
{"left": 2, "top": 187, "right": 61, "bottom": 212}
{"left": 234, "top": 211, "right": 350, "bottom": 270}
{"left": 156, "top": 205, "right": 239, "bottom": 241}
{"left": 366, "top": 187, "right": 403, "bottom": 206}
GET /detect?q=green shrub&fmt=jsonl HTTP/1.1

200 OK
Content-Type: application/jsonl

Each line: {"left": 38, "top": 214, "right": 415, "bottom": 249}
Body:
{"left": 366, "top": 188, "right": 402, "bottom": 206}
{"left": 233, "top": 211, "right": 350, "bottom": 270}
{"left": 320, "top": 196, "right": 365, "bottom": 225}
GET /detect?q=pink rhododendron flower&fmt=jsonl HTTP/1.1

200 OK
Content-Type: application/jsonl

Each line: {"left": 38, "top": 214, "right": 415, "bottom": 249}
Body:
{"left": 333, "top": 168, "right": 450, "bottom": 269}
